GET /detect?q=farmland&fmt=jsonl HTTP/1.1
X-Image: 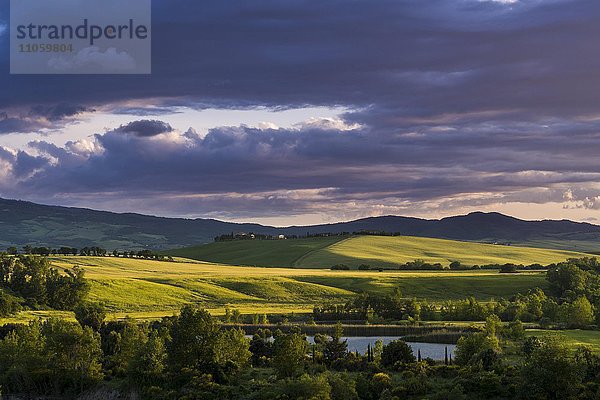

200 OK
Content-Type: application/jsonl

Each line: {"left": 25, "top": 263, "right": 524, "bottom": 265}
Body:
{"left": 166, "top": 235, "right": 588, "bottom": 268}
{"left": 30, "top": 255, "right": 549, "bottom": 321}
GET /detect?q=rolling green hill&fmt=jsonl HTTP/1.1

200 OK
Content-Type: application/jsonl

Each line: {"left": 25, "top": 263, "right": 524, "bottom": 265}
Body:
{"left": 166, "top": 235, "right": 589, "bottom": 269}
{"left": 33, "top": 256, "right": 548, "bottom": 321}
{"left": 166, "top": 236, "right": 345, "bottom": 267}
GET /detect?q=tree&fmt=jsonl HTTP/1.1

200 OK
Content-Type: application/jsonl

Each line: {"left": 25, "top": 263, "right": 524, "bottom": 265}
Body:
{"left": 0, "top": 320, "right": 48, "bottom": 394}
{"left": 10, "top": 256, "right": 50, "bottom": 306}
{"left": 561, "top": 296, "right": 595, "bottom": 327}
{"left": 381, "top": 339, "right": 415, "bottom": 368}
{"left": 167, "top": 305, "right": 220, "bottom": 373}
{"left": 547, "top": 263, "right": 588, "bottom": 297}
{"left": 0, "top": 255, "right": 16, "bottom": 284}
{"left": 214, "top": 328, "right": 251, "bottom": 371}
{"left": 323, "top": 323, "right": 348, "bottom": 366}
{"left": 0, "top": 290, "right": 21, "bottom": 317}
{"left": 454, "top": 333, "right": 500, "bottom": 366}
{"left": 449, "top": 261, "right": 462, "bottom": 270}
{"left": 502, "top": 320, "right": 525, "bottom": 340}
{"left": 109, "top": 319, "right": 148, "bottom": 377}
{"left": 42, "top": 319, "right": 103, "bottom": 393}
{"left": 74, "top": 302, "right": 106, "bottom": 331}
{"left": 277, "top": 373, "right": 331, "bottom": 400}
{"left": 327, "top": 372, "right": 359, "bottom": 400}
{"left": 128, "top": 330, "right": 167, "bottom": 386}
{"left": 272, "top": 330, "right": 308, "bottom": 378}
{"left": 519, "top": 335, "right": 584, "bottom": 399}
{"left": 46, "top": 266, "right": 90, "bottom": 310}
{"left": 249, "top": 329, "right": 273, "bottom": 367}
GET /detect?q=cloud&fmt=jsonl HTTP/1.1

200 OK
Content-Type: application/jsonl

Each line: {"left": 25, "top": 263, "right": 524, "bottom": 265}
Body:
{"left": 582, "top": 196, "right": 600, "bottom": 210}
{"left": 0, "top": 104, "right": 92, "bottom": 134}
{"left": 47, "top": 47, "right": 136, "bottom": 72}
{"left": 0, "top": 116, "right": 598, "bottom": 218}
{"left": 561, "top": 189, "right": 600, "bottom": 210}
{"left": 29, "top": 104, "right": 92, "bottom": 121}
{"left": 2, "top": 0, "right": 600, "bottom": 219}
{"left": 114, "top": 120, "right": 174, "bottom": 137}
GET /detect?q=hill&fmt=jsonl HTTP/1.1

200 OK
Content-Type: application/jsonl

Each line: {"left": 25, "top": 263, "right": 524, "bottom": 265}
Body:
{"left": 166, "top": 235, "right": 588, "bottom": 268}
{"left": 1, "top": 197, "right": 600, "bottom": 251}
{"left": 36, "top": 256, "right": 548, "bottom": 320}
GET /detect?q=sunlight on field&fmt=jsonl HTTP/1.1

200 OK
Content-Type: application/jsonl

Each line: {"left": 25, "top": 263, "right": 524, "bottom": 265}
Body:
{"left": 526, "top": 329, "right": 600, "bottom": 353}
{"left": 298, "top": 236, "right": 588, "bottom": 268}
{"left": 166, "top": 235, "right": 588, "bottom": 269}
{"left": 43, "top": 256, "right": 549, "bottom": 316}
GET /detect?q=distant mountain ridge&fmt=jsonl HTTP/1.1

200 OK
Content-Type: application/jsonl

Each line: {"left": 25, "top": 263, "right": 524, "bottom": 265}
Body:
{"left": 0, "top": 198, "right": 599, "bottom": 252}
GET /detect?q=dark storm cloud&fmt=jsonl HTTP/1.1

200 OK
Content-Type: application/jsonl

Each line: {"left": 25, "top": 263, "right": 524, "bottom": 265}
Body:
{"left": 114, "top": 120, "right": 174, "bottom": 137}
{"left": 3, "top": 116, "right": 598, "bottom": 214}
{"left": 29, "top": 104, "right": 92, "bottom": 122}
{"left": 3, "top": 0, "right": 600, "bottom": 217}
{"left": 2, "top": 0, "right": 599, "bottom": 117}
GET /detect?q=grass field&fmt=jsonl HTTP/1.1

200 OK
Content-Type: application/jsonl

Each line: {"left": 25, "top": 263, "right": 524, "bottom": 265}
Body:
{"left": 526, "top": 329, "right": 600, "bottom": 353}
{"left": 36, "top": 255, "right": 549, "bottom": 320}
{"left": 166, "top": 236, "right": 344, "bottom": 267}
{"left": 166, "top": 235, "right": 587, "bottom": 269}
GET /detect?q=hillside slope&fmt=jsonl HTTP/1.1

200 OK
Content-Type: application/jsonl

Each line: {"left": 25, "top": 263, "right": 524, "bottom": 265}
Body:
{"left": 166, "top": 235, "right": 589, "bottom": 268}
{"left": 43, "top": 256, "right": 548, "bottom": 318}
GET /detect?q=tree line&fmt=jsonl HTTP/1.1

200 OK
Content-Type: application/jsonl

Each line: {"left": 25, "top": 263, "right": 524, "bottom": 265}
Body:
{"left": 0, "top": 255, "right": 89, "bottom": 315}
{"left": 4, "top": 246, "right": 173, "bottom": 261}
{"left": 0, "top": 304, "right": 598, "bottom": 399}
{"left": 332, "top": 258, "right": 575, "bottom": 272}
{"left": 318, "top": 257, "right": 600, "bottom": 328}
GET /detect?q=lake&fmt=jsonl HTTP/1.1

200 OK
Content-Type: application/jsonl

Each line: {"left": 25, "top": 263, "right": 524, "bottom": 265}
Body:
{"left": 248, "top": 335, "right": 456, "bottom": 360}
{"left": 307, "top": 336, "right": 455, "bottom": 360}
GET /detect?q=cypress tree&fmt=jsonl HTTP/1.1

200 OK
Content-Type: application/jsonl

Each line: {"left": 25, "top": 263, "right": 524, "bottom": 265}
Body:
{"left": 445, "top": 346, "right": 448, "bottom": 365}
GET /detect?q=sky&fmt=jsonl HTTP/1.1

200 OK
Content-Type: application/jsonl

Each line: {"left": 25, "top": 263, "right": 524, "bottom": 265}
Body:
{"left": 1, "top": 0, "right": 600, "bottom": 226}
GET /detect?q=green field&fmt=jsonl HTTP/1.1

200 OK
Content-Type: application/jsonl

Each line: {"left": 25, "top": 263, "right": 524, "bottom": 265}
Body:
{"left": 166, "top": 236, "right": 344, "bottom": 267}
{"left": 23, "top": 255, "right": 547, "bottom": 321}
{"left": 167, "top": 235, "right": 587, "bottom": 269}
{"left": 526, "top": 329, "right": 600, "bottom": 353}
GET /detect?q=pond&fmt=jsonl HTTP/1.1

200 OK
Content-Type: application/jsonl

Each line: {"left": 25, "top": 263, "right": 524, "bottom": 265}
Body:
{"left": 307, "top": 336, "right": 455, "bottom": 360}
{"left": 247, "top": 335, "right": 456, "bottom": 360}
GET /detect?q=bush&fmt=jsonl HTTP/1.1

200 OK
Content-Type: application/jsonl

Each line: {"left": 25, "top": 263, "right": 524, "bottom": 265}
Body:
{"left": 381, "top": 340, "right": 416, "bottom": 369}
{"left": 0, "top": 290, "right": 21, "bottom": 317}
{"left": 75, "top": 302, "right": 107, "bottom": 331}
{"left": 331, "top": 264, "right": 350, "bottom": 271}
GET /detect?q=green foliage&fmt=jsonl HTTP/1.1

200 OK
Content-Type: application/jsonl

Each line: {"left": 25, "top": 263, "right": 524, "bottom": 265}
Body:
{"left": 128, "top": 330, "right": 167, "bottom": 386}
{"left": 547, "top": 262, "right": 589, "bottom": 297}
{"left": 560, "top": 296, "right": 595, "bottom": 328}
{"left": 272, "top": 330, "right": 308, "bottom": 378}
{"left": 0, "top": 290, "right": 22, "bottom": 317}
{"left": 43, "top": 319, "right": 103, "bottom": 393}
{"left": 0, "top": 319, "right": 102, "bottom": 395}
{"left": 327, "top": 372, "right": 358, "bottom": 400}
{"left": 502, "top": 320, "right": 525, "bottom": 341}
{"left": 0, "top": 255, "right": 88, "bottom": 310}
{"left": 108, "top": 319, "right": 148, "bottom": 376}
{"left": 167, "top": 305, "right": 220, "bottom": 374}
{"left": 46, "top": 266, "right": 90, "bottom": 310}
{"left": 74, "top": 302, "right": 106, "bottom": 331}
{"left": 276, "top": 373, "right": 331, "bottom": 400}
{"left": 519, "top": 335, "right": 584, "bottom": 399}
{"left": 381, "top": 340, "right": 416, "bottom": 369}
{"left": 455, "top": 332, "right": 500, "bottom": 366}
{"left": 215, "top": 328, "right": 252, "bottom": 370}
